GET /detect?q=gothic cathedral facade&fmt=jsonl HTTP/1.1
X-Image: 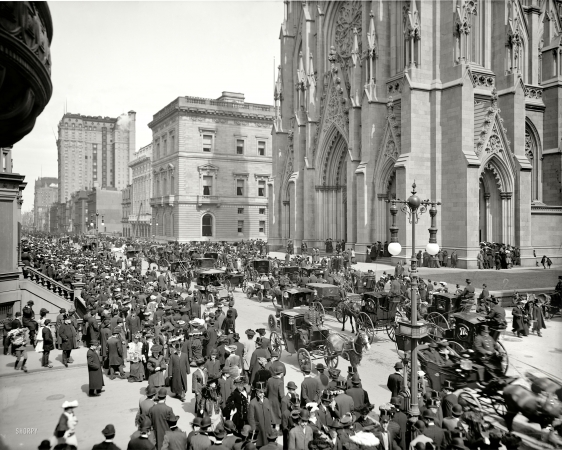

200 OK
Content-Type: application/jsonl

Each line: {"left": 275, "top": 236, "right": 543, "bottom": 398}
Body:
{"left": 269, "top": 0, "right": 562, "bottom": 268}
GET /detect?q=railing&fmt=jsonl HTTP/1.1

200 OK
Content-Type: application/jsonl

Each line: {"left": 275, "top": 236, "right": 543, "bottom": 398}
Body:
{"left": 22, "top": 267, "right": 75, "bottom": 303}
{"left": 197, "top": 195, "right": 220, "bottom": 205}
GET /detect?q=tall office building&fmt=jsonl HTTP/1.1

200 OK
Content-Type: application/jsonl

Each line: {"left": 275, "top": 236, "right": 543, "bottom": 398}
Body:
{"left": 57, "top": 111, "right": 136, "bottom": 203}
{"left": 33, "top": 177, "right": 58, "bottom": 231}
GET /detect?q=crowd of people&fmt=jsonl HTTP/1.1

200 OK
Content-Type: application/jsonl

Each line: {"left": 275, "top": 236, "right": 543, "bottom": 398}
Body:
{"left": 2, "top": 233, "right": 561, "bottom": 450}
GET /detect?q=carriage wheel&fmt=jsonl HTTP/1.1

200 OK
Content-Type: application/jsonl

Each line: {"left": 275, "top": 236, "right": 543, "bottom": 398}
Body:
{"left": 459, "top": 390, "right": 483, "bottom": 412}
{"left": 257, "top": 291, "right": 264, "bottom": 303}
{"left": 270, "top": 332, "right": 283, "bottom": 357}
{"left": 386, "top": 323, "right": 397, "bottom": 342}
{"left": 324, "top": 341, "right": 339, "bottom": 369}
{"left": 497, "top": 341, "right": 509, "bottom": 375}
{"left": 246, "top": 289, "right": 253, "bottom": 299}
{"left": 335, "top": 302, "right": 345, "bottom": 323}
{"left": 268, "top": 314, "right": 277, "bottom": 331}
{"left": 426, "top": 312, "right": 450, "bottom": 341}
{"left": 491, "top": 397, "right": 507, "bottom": 417}
{"left": 297, "top": 348, "right": 311, "bottom": 371}
{"left": 356, "top": 312, "right": 376, "bottom": 343}
{"left": 313, "top": 302, "right": 326, "bottom": 324}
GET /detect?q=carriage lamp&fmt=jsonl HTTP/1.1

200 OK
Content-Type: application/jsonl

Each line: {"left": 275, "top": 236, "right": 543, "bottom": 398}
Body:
{"left": 386, "top": 182, "right": 441, "bottom": 420}
{"left": 288, "top": 318, "right": 295, "bottom": 326}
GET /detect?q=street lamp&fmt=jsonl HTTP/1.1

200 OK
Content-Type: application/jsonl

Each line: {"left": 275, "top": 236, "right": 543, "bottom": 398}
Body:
{"left": 386, "top": 182, "right": 441, "bottom": 419}
{"left": 101, "top": 215, "right": 105, "bottom": 231}
{"left": 96, "top": 211, "right": 99, "bottom": 234}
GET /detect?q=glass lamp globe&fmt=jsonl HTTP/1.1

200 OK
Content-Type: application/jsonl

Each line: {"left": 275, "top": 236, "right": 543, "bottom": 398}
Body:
{"left": 388, "top": 242, "right": 402, "bottom": 256}
{"left": 426, "top": 242, "right": 440, "bottom": 256}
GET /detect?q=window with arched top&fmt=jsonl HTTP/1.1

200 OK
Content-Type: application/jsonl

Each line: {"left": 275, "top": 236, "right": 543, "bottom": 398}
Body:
{"left": 525, "top": 125, "right": 542, "bottom": 203}
{"left": 202, "top": 214, "right": 213, "bottom": 237}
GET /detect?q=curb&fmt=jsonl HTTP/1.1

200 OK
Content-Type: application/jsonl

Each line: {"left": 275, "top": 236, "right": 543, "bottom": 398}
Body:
{"left": 0, "top": 363, "right": 87, "bottom": 379}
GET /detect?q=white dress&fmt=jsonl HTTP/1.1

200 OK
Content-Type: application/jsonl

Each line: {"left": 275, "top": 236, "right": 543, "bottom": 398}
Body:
{"left": 35, "top": 318, "right": 49, "bottom": 353}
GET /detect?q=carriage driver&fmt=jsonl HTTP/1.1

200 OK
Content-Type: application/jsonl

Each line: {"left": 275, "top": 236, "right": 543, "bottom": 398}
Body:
{"left": 302, "top": 300, "right": 322, "bottom": 343}
{"left": 473, "top": 324, "right": 503, "bottom": 379}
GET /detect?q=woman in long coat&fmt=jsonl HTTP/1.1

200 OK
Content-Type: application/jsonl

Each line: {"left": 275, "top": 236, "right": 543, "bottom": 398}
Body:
{"left": 127, "top": 333, "right": 145, "bottom": 382}
{"left": 147, "top": 345, "right": 166, "bottom": 388}
{"left": 86, "top": 340, "right": 104, "bottom": 395}
{"left": 168, "top": 343, "right": 190, "bottom": 400}
{"left": 512, "top": 301, "right": 529, "bottom": 337}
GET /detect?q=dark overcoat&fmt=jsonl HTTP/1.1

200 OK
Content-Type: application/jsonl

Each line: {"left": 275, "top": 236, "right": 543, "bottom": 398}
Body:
{"left": 42, "top": 327, "right": 55, "bottom": 352}
{"left": 87, "top": 348, "right": 105, "bottom": 390}
{"left": 266, "top": 376, "right": 284, "bottom": 424}
{"left": 107, "top": 336, "right": 124, "bottom": 366}
{"left": 248, "top": 397, "right": 273, "bottom": 447}
{"left": 58, "top": 323, "right": 76, "bottom": 351}
{"left": 224, "top": 388, "right": 249, "bottom": 431}
{"left": 169, "top": 352, "right": 190, "bottom": 396}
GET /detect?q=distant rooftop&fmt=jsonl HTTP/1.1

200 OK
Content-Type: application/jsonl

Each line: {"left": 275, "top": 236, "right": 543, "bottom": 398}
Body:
{"left": 150, "top": 92, "right": 274, "bottom": 127}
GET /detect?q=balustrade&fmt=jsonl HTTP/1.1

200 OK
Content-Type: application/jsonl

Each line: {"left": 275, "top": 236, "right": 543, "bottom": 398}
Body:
{"left": 22, "top": 267, "right": 75, "bottom": 302}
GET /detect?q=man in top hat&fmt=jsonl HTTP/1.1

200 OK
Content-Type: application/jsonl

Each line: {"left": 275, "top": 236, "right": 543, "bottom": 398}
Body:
{"left": 387, "top": 362, "right": 404, "bottom": 401}
{"left": 345, "top": 366, "right": 358, "bottom": 389}
{"left": 421, "top": 409, "right": 446, "bottom": 449}
{"left": 266, "top": 364, "right": 285, "bottom": 428}
{"left": 160, "top": 414, "right": 187, "bottom": 450}
{"left": 248, "top": 380, "right": 274, "bottom": 447}
{"left": 315, "top": 364, "right": 329, "bottom": 390}
{"left": 473, "top": 324, "right": 503, "bottom": 379}
{"left": 442, "top": 404, "right": 463, "bottom": 433}
{"left": 316, "top": 391, "right": 338, "bottom": 429}
{"left": 346, "top": 373, "right": 370, "bottom": 413}
{"left": 87, "top": 339, "right": 104, "bottom": 397}
{"left": 440, "top": 380, "right": 458, "bottom": 419}
{"left": 107, "top": 326, "right": 126, "bottom": 380}
{"left": 169, "top": 342, "right": 190, "bottom": 402}
{"left": 288, "top": 409, "right": 313, "bottom": 450}
{"left": 148, "top": 387, "right": 175, "bottom": 450}
{"left": 136, "top": 386, "right": 157, "bottom": 428}
{"left": 300, "top": 364, "right": 321, "bottom": 407}
{"left": 192, "top": 358, "right": 207, "bottom": 412}
{"left": 91, "top": 424, "right": 120, "bottom": 450}
{"left": 327, "top": 368, "right": 344, "bottom": 390}
{"left": 333, "top": 380, "right": 355, "bottom": 417}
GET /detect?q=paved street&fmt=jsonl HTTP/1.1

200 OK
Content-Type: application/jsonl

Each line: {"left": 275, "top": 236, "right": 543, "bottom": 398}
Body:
{"left": 1, "top": 277, "right": 561, "bottom": 449}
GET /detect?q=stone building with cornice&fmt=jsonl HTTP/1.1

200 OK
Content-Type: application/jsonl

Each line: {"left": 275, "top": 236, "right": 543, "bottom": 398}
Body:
{"left": 148, "top": 92, "right": 274, "bottom": 242}
{"left": 270, "top": 0, "right": 562, "bottom": 268}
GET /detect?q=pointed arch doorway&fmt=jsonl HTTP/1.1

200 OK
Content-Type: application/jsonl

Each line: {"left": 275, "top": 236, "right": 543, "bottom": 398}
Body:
{"left": 316, "top": 129, "right": 348, "bottom": 242}
{"left": 478, "top": 161, "right": 513, "bottom": 245}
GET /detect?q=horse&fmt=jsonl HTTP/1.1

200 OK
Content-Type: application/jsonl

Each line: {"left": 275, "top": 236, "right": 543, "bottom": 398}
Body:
{"left": 325, "top": 329, "right": 371, "bottom": 369}
{"left": 338, "top": 291, "right": 359, "bottom": 333}
{"left": 503, "top": 382, "right": 562, "bottom": 430}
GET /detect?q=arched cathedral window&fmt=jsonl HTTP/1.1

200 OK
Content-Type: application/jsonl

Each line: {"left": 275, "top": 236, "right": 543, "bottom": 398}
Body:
{"left": 454, "top": 0, "right": 484, "bottom": 65}
{"left": 525, "top": 126, "right": 542, "bottom": 203}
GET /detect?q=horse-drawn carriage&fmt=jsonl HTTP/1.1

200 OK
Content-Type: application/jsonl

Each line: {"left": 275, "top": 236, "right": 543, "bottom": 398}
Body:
{"left": 354, "top": 272, "right": 378, "bottom": 294}
{"left": 354, "top": 291, "right": 405, "bottom": 342}
{"left": 169, "top": 260, "right": 192, "bottom": 287}
{"left": 279, "top": 265, "right": 300, "bottom": 283}
{"left": 306, "top": 283, "right": 341, "bottom": 317}
{"left": 424, "top": 292, "right": 472, "bottom": 332}
{"left": 245, "top": 275, "right": 273, "bottom": 303}
{"left": 192, "top": 257, "right": 216, "bottom": 272}
{"left": 146, "top": 245, "right": 170, "bottom": 270}
{"left": 251, "top": 259, "right": 271, "bottom": 275}
{"left": 224, "top": 271, "right": 244, "bottom": 291}
{"left": 193, "top": 269, "right": 225, "bottom": 303}
{"left": 269, "top": 309, "right": 372, "bottom": 372}
{"left": 268, "top": 287, "right": 315, "bottom": 330}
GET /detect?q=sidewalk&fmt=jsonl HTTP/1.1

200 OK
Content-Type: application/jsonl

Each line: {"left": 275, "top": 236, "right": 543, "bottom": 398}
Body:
{"left": 0, "top": 345, "right": 88, "bottom": 378}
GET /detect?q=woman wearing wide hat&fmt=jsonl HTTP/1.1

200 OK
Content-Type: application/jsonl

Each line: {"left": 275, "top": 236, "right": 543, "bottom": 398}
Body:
{"left": 51, "top": 400, "right": 79, "bottom": 447}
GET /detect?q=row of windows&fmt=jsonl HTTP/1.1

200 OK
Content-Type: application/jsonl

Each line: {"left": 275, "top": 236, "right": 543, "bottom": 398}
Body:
{"left": 237, "top": 208, "right": 266, "bottom": 215}
{"left": 201, "top": 214, "right": 265, "bottom": 237}
{"left": 203, "top": 135, "right": 266, "bottom": 156}
{"left": 201, "top": 177, "right": 266, "bottom": 197}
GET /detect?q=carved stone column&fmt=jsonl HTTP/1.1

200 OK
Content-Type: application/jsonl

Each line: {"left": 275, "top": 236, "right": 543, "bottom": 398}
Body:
{"left": 484, "top": 193, "right": 491, "bottom": 241}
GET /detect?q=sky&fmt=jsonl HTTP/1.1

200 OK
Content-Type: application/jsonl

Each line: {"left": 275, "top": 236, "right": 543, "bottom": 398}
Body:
{"left": 16, "top": 1, "right": 284, "bottom": 211}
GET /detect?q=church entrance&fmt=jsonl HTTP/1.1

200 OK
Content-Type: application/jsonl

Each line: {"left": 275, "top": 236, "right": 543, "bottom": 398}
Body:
{"left": 479, "top": 166, "right": 504, "bottom": 244}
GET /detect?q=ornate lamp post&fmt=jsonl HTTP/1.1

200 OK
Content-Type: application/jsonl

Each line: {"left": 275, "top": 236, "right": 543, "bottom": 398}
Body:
{"left": 386, "top": 182, "right": 441, "bottom": 419}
